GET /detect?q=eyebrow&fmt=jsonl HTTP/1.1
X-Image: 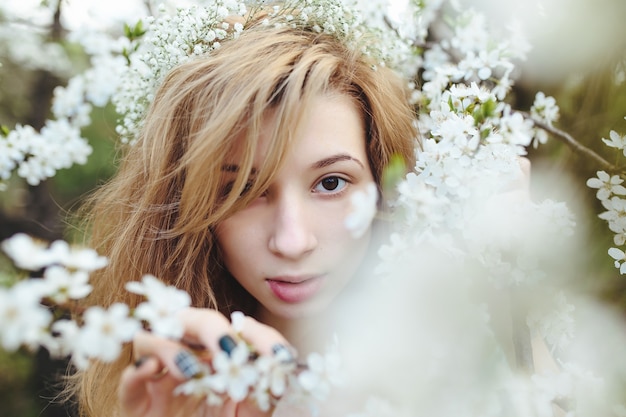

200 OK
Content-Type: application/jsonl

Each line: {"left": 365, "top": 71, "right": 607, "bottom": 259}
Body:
{"left": 222, "top": 154, "right": 365, "bottom": 173}
{"left": 221, "top": 164, "right": 257, "bottom": 174}
{"left": 311, "top": 153, "right": 365, "bottom": 170}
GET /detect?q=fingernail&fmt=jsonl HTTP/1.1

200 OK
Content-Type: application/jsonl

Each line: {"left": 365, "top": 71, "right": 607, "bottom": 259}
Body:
{"left": 218, "top": 335, "right": 237, "bottom": 356}
{"left": 272, "top": 344, "right": 295, "bottom": 363}
{"left": 174, "top": 350, "right": 202, "bottom": 379}
{"left": 134, "top": 356, "right": 148, "bottom": 368}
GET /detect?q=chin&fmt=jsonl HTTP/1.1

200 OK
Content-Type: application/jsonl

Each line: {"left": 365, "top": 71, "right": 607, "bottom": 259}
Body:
{"left": 267, "top": 295, "right": 337, "bottom": 321}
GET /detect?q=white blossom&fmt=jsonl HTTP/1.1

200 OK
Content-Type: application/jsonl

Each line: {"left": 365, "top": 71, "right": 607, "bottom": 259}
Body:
{"left": 48, "top": 240, "right": 108, "bottom": 271}
{"left": 608, "top": 247, "right": 626, "bottom": 274}
{"left": 527, "top": 291, "right": 575, "bottom": 354}
{"left": 297, "top": 349, "right": 342, "bottom": 401}
{"left": 0, "top": 280, "right": 52, "bottom": 351}
{"left": 211, "top": 342, "right": 259, "bottom": 402}
{"left": 531, "top": 92, "right": 560, "bottom": 126}
{"left": 2, "top": 233, "right": 56, "bottom": 270}
{"left": 252, "top": 349, "right": 296, "bottom": 410}
{"left": 174, "top": 372, "right": 225, "bottom": 407}
{"left": 73, "top": 304, "right": 140, "bottom": 367}
{"left": 344, "top": 182, "right": 378, "bottom": 238}
{"left": 125, "top": 274, "right": 190, "bottom": 339}
{"left": 587, "top": 171, "right": 626, "bottom": 201}
{"left": 601, "top": 130, "right": 626, "bottom": 156}
{"left": 43, "top": 319, "right": 80, "bottom": 358}
{"left": 230, "top": 311, "right": 245, "bottom": 333}
{"left": 42, "top": 266, "right": 93, "bottom": 303}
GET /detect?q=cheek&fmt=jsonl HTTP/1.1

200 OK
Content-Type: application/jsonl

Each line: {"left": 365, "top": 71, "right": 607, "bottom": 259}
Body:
{"left": 215, "top": 216, "right": 260, "bottom": 273}
{"left": 315, "top": 207, "right": 372, "bottom": 263}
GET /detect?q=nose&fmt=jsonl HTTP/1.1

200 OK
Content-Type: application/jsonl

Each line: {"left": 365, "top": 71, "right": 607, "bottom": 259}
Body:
{"left": 268, "top": 194, "right": 317, "bottom": 259}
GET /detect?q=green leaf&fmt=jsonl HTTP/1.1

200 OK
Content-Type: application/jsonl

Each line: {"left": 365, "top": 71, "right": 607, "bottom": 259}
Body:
{"left": 134, "top": 20, "right": 145, "bottom": 37}
{"left": 124, "top": 20, "right": 146, "bottom": 41}
{"left": 382, "top": 153, "right": 408, "bottom": 193}
{"left": 123, "top": 23, "right": 132, "bottom": 38}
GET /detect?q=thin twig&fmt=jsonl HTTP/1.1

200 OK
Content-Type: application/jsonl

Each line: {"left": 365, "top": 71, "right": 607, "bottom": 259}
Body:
{"left": 144, "top": 0, "right": 156, "bottom": 18}
{"left": 521, "top": 111, "right": 621, "bottom": 174}
{"left": 510, "top": 289, "right": 534, "bottom": 373}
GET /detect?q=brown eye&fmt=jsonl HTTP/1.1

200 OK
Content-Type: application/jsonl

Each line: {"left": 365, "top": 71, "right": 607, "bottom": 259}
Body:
{"left": 314, "top": 176, "right": 347, "bottom": 193}
{"left": 322, "top": 177, "right": 340, "bottom": 190}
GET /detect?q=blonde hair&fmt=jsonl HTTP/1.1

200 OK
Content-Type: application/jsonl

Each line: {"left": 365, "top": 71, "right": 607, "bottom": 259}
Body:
{"left": 70, "top": 20, "right": 417, "bottom": 417}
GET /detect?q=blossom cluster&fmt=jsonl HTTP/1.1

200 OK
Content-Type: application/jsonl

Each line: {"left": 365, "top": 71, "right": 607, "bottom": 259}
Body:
{"left": 380, "top": 0, "right": 570, "bottom": 289}
{"left": 355, "top": 2, "right": 623, "bottom": 415}
{"left": 114, "top": 0, "right": 413, "bottom": 143}
{"left": 587, "top": 119, "right": 626, "bottom": 274}
{"left": 175, "top": 338, "right": 342, "bottom": 411}
{"left": 0, "top": 0, "right": 414, "bottom": 188}
{"left": 0, "top": 1, "right": 94, "bottom": 188}
{"left": 0, "top": 233, "right": 341, "bottom": 410}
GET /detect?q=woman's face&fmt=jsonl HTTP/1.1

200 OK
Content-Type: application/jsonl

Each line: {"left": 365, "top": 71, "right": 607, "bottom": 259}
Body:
{"left": 215, "top": 94, "right": 375, "bottom": 320}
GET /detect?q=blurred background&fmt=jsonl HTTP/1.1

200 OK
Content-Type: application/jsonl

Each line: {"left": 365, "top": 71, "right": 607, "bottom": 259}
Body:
{"left": 0, "top": 0, "right": 625, "bottom": 416}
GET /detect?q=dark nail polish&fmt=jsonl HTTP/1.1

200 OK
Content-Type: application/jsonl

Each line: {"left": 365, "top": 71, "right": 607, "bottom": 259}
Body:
{"left": 272, "top": 344, "right": 295, "bottom": 363}
{"left": 174, "top": 350, "right": 201, "bottom": 379}
{"left": 218, "top": 334, "right": 237, "bottom": 356}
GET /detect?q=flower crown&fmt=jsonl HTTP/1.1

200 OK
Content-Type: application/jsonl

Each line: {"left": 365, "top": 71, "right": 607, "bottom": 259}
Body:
{"left": 113, "top": 0, "right": 411, "bottom": 144}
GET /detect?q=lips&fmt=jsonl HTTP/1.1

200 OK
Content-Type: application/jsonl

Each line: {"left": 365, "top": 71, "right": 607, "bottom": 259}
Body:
{"left": 266, "top": 275, "right": 325, "bottom": 303}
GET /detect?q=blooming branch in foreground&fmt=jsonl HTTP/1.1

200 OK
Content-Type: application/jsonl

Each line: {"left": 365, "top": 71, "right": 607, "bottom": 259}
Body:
{"left": 0, "top": 233, "right": 342, "bottom": 410}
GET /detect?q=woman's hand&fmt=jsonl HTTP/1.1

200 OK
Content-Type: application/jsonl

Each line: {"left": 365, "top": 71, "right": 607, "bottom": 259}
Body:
{"left": 118, "top": 308, "right": 291, "bottom": 417}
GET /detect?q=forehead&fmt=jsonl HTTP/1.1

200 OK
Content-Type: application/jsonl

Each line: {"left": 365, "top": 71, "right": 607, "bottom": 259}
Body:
{"left": 256, "top": 93, "right": 366, "bottom": 167}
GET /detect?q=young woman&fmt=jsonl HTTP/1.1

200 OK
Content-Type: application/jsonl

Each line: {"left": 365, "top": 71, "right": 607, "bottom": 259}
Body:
{"left": 70, "top": 11, "right": 418, "bottom": 417}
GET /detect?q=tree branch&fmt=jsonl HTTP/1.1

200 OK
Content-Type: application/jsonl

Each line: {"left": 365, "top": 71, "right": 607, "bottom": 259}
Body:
{"left": 521, "top": 111, "right": 622, "bottom": 174}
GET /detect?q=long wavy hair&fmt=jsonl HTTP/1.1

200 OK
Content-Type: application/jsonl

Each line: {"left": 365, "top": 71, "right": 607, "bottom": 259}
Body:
{"left": 69, "top": 17, "right": 418, "bottom": 417}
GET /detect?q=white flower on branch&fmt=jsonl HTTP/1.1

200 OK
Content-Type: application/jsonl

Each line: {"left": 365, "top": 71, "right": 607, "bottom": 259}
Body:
{"left": 601, "top": 130, "right": 626, "bottom": 156}
{"left": 588, "top": 171, "right": 626, "bottom": 201}
{"left": 73, "top": 304, "right": 140, "bottom": 368}
{"left": 42, "top": 266, "right": 92, "bottom": 304}
{"left": 2, "top": 233, "right": 56, "bottom": 271}
{"left": 174, "top": 371, "right": 225, "bottom": 407}
{"left": 344, "top": 183, "right": 378, "bottom": 238}
{"left": 45, "top": 319, "right": 80, "bottom": 358}
{"left": 531, "top": 92, "right": 560, "bottom": 127}
{"left": 253, "top": 347, "right": 296, "bottom": 409}
{"left": 527, "top": 291, "right": 575, "bottom": 355}
{"left": 52, "top": 77, "right": 92, "bottom": 126}
{"left": 48, "top": 240, "right": 108, "bottom": 271}
{"left": 608, "top": 247, "right": 626, "bottom": 274}
{"left": 125, "top": 274, "right": 191, "bottom": 339}
{"left": 230, "top": 311, "right": 245, "bottom": 333}
{"left": 598, "top": 196, "right": 626, "bottom": 245}
{"left": 0, "top": 280, "right": 51, "bottom": 351}
{"left": 211, "top": 342, "right": 259, "bottom": 402}
{"left": 297, "top": 349, "right": 342, "bottom": 401}
{"left": 2, "top": 233, "right": 108, "bottom": 272}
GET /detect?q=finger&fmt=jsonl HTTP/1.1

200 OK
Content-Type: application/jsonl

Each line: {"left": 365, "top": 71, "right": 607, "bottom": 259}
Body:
{"left": 119, "top": 356, "right": 189, "bottom": 416}
{"left": 179, "top": 309, "right": 294, "bottom": 359}
{"left": 119, "top": 356, "right": 180, "bottom": 412}
{"left": 118, "top": 356, "right": 160, "bottom": 407}
{"left": 177, "top": 308, "right": 233, "bottom": 352}
{"left": 236, "top": 315, "right": 293, "bottom": 358}
{"left": 133, "top": 331, "right": 200, "bottom": 380}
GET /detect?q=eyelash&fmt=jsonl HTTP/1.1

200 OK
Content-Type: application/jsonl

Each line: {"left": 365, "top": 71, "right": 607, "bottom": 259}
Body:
{"left": 222, "top": 175, "right": 351, "bottom": 199}
{"left": 221, "top": 181, "right": 254, "bottom": 198}
{"left": 312, "top": 175, "right": 350, "bottom": 196}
